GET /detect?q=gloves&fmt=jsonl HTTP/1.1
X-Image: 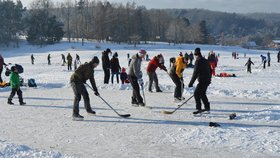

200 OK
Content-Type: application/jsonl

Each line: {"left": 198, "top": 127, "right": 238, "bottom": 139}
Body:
{"left": 94, "top": 91, "right": 100, "bottom": 96}
{"left": 188, "top": 83, "right": 193, "bottom": 88}
{"left": 138, "top": 78, "right": 144, "bottom": 86}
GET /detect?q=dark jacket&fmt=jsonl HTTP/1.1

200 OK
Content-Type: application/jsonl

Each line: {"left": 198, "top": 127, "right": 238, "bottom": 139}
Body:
{"left": 110, "top": 57, "right": 121, "bottom": 73}
{"left": 67, "top": 54, "right": 73, "bottom": 64}
{"left": 102, "top": 51, "right": 110, "bottom": 70}
{"left": 245, "top": 59, "right": 254, "bottom": 67}
{"left": 189, "top": 56, "right": 212, "bottom": 85}
{"left": 70, "top": 62, "right": 98, "bottom": 92}
{"left": 208, "top": 54, "right": 217, "bottom": 63}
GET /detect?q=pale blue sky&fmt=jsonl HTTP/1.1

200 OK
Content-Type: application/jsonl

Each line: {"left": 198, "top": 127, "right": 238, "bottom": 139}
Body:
{"left": 20, "top": 0, "right": 280, "bottom": 13}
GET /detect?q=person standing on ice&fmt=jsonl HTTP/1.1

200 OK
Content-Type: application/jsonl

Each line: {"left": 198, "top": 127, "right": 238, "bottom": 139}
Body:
{"left": 110, "top": 52, "right": 121, "bottom": 84}
{"left": 7, "top": 66, "right": 26, "bottom": 105}
{"left": 102, "top": 48, "right": 111, "bottom": 84}
{"left": 188, "top": 48, "right": 212, "bottom": 114}
{"left": 260, "top": 55, "right": 267, "bottom": 69}
{"left": 208, "top": 50, "right": 217, "bottom": 76}
{"left": 67, "top": 53, "right": 73, "bottom": 71}
{"left": 267, "top": 52, "right": 271, "bottom": 67}
{"left": 0, "top": 54, "right": 7, "bottom": 83}
{"left": 245, "top": 57, "right": 254, "bottom": 73}
{"left": 47, "top": 54, "right": 51, "bottom": 65}
{"left": 31, "top": 54, "right": 35, "bottom": 65}
{"left": 70, "top": 56, "right": 100, "bottom": 120}
{"left": 277, "top": 51, "right": 280, "bottom": 63}
{"left": 61, "top": 54, "right": 66, "bottom": 66}
{"left": 169, "top": 52, "right": 188, "bottom": 101}
{"left": 146, "top": 54, "right": 167, "bottom": 92}
{"left": 128, "top": 49, "right": 147, "bottom": 106}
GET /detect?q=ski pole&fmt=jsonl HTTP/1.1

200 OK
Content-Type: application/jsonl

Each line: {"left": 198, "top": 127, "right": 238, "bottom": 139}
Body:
{"left": 86, "top": 83, "right": 130, "bottom": 118}
{"left": 161, "top": 95, "right": 194, "bottom": 115}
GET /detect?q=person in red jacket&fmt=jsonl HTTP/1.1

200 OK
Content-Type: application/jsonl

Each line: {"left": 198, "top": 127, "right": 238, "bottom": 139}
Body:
{"left": 146, "top": 54, "right": 167, "bottom": 92}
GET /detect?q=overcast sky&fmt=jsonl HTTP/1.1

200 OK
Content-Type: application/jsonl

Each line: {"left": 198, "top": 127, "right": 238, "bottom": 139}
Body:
{"left": 20, "top": 0, "right": 280, "bottom": 13}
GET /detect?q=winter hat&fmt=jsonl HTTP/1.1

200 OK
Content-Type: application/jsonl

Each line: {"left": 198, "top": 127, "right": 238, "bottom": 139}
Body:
{"left": 121, "top": 67, "right": 126, "bottom": 73}
{"left": 113, "top": 52, "right": 118, "bottom": 58}
{"left": 91, "top": 56, "right": 100, "bottom": 64}
{"left": 138, "top": 49, "right": 147, "bottom": 56}
{"left": 105, "top": 48, "right": 111, "bottom": 53}
{"left": 194, "top": 48, "right": 202, "bottom": 56}
{"left": 11, "top": 66, "right": 17, "bottom": 72}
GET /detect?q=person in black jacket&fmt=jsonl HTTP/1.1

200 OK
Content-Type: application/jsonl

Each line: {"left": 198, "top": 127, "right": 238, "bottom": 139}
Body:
{"left": 245, "top": 58, "right": 254, "bottom": 73}
{"left": 102, "top": 48, "right": 112, "bottom": 84}
{"left": 110, "top": 52, "right": 121, "bottom": 84}
{"left": 188, "top": 48, "right": 212, "bottom": 114}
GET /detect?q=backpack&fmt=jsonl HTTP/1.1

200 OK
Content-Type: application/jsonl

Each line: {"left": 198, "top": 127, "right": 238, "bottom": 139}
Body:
{"left": 28, "top": 78, "right": 37, "bottom": 87}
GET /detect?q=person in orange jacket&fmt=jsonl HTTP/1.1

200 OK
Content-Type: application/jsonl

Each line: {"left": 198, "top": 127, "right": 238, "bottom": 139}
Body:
{"left": 169, "top": 52, "right": 188, "bottom": 101}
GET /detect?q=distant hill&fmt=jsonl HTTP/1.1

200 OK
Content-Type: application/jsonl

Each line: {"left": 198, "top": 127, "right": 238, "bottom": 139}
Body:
{"left": 164, "top": 9, "right": 280, "bottom": 37}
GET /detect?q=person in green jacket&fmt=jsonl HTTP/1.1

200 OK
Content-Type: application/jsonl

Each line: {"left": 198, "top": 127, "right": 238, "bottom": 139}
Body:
{"left": 8, "top": 66, "right": 26, "bottom": 105}
{"left": 70, "top": 56, "right": 100, "bottom": 120}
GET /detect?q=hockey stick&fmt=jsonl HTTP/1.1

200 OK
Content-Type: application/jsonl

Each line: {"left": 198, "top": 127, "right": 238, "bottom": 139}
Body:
{"left": 86, "top": 83, "right": 131, "bottom": 118}
{"left": 161, "top": 95, "right": 194, "bottom": 114}
{"left": 141, "top": 84, "right": 146, "bottom": 105}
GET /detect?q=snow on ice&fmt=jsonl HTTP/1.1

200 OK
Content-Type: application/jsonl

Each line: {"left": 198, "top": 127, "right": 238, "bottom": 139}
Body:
{"left": 0, "top": 40, "right": 279, "bottom": 157}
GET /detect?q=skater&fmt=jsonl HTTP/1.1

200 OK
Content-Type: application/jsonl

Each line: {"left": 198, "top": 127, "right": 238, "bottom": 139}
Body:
{"left": 120, "top": 67, "right": 129, "bottom": 84}
{"left": 110, "top": 52, "right": 121, "bottom": 84}
{"left": 146, "top": 54, "right": 167, "bottom": 92}
{"left": 208, "top": 50, "right": 217, "bottom": 76}
{"left": 76, "top": 54, "right": 81, "bottom": 64}
{"left": 0, "top": 54, "right": 7, "bottom": 83}
{"left": 260, "top": 55, "right": 267, "bottom": 69}
{"left": 277, "top": 50, "right": 280, "bottom": 63}
{"left": 47, "top": 54, "right": 51, "bottom": 65}
{"left": 169, "top": 52, "right": 188, "bottom": 101}
{"left": 267, "top": 52, "right": 271, "bottom": 67}
{"left": 102, "top": 48, "right": 111, "bottom": 84}
{"left": 7, "top": 66, "right": 26, "bottom": 105}
{"left": 188, "top": 48, "right": 212, "bottom": 114}
{"left": 245, "top": 58, "right": 254, "bottom": 73}
{"left": 61, "top": 54, "right": 66, "bottom": 66}
{"left": 70, "top": 56, "right": 100, "bottom": 120}
{"left": 67, "top": 53, "right": 73, "bottom": 71}
{"left": 128, "top": 49, "right": 147, "bottom": 106}
{"left": 189, "top": 51, "right": 194, "bottom": 66}
{"left": 31, "top": 54, "right": 35, "bottom": 65}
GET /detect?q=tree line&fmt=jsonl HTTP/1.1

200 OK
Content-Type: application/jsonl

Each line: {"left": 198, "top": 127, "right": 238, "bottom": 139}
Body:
{"left": 1, "top": 0, "right": 279, "bottom": 47}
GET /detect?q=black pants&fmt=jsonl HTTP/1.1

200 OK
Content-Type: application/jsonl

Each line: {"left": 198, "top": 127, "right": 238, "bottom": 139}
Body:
{"left": 111, "top": 72, "right": 119, "bottom": 84}
{"left": 71, "top": 82, "right": 93, "bottom": 115}
{"left": 263, "top": 61, "right": 266, "bottom": 69}
{"left": 147, "top": 71, "right": 160, "bottom": 91}
{"left": 170, "top": 73, "right": 183, "bottom": 98}
{"left": 194, "top": 83, "right": 210, "bottom": 110}
{"left": 128, "top": 75, "right": 143, "bottom": 103}
{"left": 0, "top": 68, "right": 3, "bottom": 83}
{"left": 247, "top": 66, "right": 251, "bottom": 73}
{"left": 103, "top": 69, "right": 110, "bottom": 84}
{"left": 268, "top": 60, "right": 270, "bottom": 67}
{"left": 68, "top": 63, "right": 72, "bottom": 70}
{"left": 8, "top": 88, "right": 23, "bottom": 103}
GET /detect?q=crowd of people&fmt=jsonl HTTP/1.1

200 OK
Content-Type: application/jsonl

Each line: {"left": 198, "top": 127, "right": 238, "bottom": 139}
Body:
{"left": 1, "top": 48, "right": 280, "bottom": 120}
